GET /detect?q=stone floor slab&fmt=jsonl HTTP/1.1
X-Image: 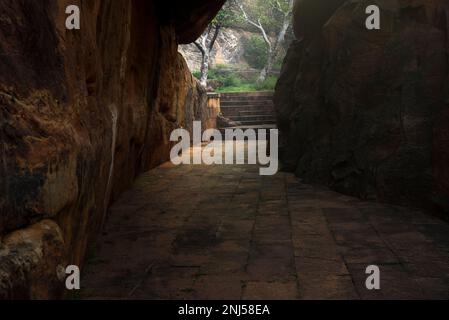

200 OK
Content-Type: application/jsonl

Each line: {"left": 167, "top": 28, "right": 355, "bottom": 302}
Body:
{"left": 80, "top": 143, "right": 449, "bottom": 300}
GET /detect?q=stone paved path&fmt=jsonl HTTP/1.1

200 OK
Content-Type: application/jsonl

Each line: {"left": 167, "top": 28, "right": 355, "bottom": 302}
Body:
{"left": 81, "top": 143, "right": 449, "bottom": 300}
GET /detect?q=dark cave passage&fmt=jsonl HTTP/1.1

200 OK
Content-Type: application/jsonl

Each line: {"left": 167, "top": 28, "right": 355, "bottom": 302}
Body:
{"left": 1, "top": 0, "right": 449, "bottom": 301}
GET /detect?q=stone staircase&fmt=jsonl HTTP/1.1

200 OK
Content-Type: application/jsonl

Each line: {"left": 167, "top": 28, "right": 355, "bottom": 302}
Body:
{"left": 219, "top": 92, "right": 277, "bottom": 131}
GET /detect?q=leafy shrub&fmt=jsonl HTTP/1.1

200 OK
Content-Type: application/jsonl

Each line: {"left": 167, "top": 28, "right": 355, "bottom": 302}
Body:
{"left": 222, "top": 74, "right": 242, "bottom": 87}
{"left": 206, "top": 65, "right": 244, "bottom": 88}
{"left": 273, "top": 58, "right": 284, "bottom": 70}
{"left": 191, "top": 65, "right": 278, "bottom": 93}
{"left": 243, "top": 36, "right": 268, "bottom": 70}
{"left": 208, "top": 64, "right": 228, "bottom": 79}
{"left": 254, "top": 76, "right": 278, "bottom": 91}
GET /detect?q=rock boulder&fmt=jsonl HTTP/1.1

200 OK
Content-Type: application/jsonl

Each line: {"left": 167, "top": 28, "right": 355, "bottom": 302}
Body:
{"left": 275, "top": 0, "right": 449, "bottom": 213}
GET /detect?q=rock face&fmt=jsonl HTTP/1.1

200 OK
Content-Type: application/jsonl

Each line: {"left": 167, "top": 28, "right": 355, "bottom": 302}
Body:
{"left": 180, "top": 28, "right": 246, "bottom": 71}
{"left": 0, "top": 220, "right": 65, "bottom": 299}
{"left": 275, "top": 0, "right": 449, "bottom": 213}
{"left": 180, "top": 27, "right": 291, "bottom": 74}
{"left": 0, "top": 0, "right": 225, "bottom": 299}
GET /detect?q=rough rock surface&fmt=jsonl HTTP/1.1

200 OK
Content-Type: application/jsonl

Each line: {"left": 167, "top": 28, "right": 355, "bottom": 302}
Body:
{"left": 0, "top": 0, "right": 224, "bottom": 299}
{"left": 180, "top": 28, "right": 245, "bottom": 71}
{"left": 275, "top": 0, "right": 449, "bottom": 213}
{"left": 180, "top": 27, "right": 290, "bottom": 74}
{"left": 0, "top": 220, "right": 65, "bottom": 299}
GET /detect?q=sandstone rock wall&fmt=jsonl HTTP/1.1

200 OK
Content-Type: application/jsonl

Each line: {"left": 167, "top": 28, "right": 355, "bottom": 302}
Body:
{"left": 0, "top": 0, "right": 224, "bottom": 299}
{"left": 275, "top": 0, "right": 449, "bottom": 213}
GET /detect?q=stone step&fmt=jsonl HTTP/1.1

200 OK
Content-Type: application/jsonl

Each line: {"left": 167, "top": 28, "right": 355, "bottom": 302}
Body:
{"left": 218, "top": 125, "right": 277, "bottom": 139}
{"left": 226, "top": 116, "right": 277, "bottom": 123}
{"left": 222, "top": 110, "right": 275, "bottom": 118}
{"left": 220, "top": 97, "right": 273, "bottom": 103}
{"left": 223, "top": 115, "right": 275, "bottom": 122}
{"left": 220, "top": 91, "right": 274, "bottom": 99}
{"left": 227, "top": 115, "right": 276, "bottom": 122}
{"left": 219, "top": 92, "right": 276, "bottom": 130}
{"left": 221, "top": 100, "right": 274, "bottom": 107}
{"left": 220, "top": 105, "right": 275, "bottom": 113}
{"left": 238, "top": 110, "right": 275, "bottom": 115}
{"left": 222, "top": 112, "right": 275, "bottom": 120}
{"left": 235, "top": 119, "right": 277, "bottom": 126}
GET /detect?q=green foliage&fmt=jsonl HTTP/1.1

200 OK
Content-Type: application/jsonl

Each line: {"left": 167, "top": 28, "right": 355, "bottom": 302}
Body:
{"left": 238, "top": 0, "right": 293, "bottom": 34}
{"left": 222, "top": 74, "right": 243, "bottom": 87}
{"left": 208, "top": 64, "right": 229, "bottom": 78}
{"left": 216, "top": 83, "right": 256, "bottom": 93}
{"left": 254, "top": 76, "right": 278, "bottom": 91}
{"left": 242, "top": 35, "right": 268, "bottom": 70}
{"left": 213, "top": 1, "right": 241, "bottom": 27}
{"left": 273, "top": 58, "right": 284, "bottom": 70}
{"left": 199, "top": 65, "right": 278, "bottom": 93}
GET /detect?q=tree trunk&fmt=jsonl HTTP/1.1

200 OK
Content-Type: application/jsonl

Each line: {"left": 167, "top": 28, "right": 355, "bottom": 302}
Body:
{"left": 199, "top": 50, "right": 210, "bottom": 87}
{"left": 256, "top": 28, "right": 272, "bottom": 83}
{"left": 258, "top": 50, "right": 275, "bottom": 83}
{"left": 195, "top": 24, "right": 220, "bottom": 88}
{"left": 257, "top": 0, "right": 294, "bottom": 83}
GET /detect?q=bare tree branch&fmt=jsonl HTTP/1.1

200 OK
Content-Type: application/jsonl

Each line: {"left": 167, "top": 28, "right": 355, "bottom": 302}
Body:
{"left": 209, "top": 25, "right": 221, "bottom": 51}
{"left": 237, "top": 2, "right": 260, "bottom": 29}
{"left": 285, "top": 0, "right": 294, "bottom": 16}
{"left": 237, "top": 1, "right": 272, "bottom": 52}
{"left": 193, "top": 41, "right": 206, "bottom": 55}
{"left": 275, "top": 0, "right": 282, "bottom": 13}
{"left": 200, "top": 33, "right": 207, "bottom": 48}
